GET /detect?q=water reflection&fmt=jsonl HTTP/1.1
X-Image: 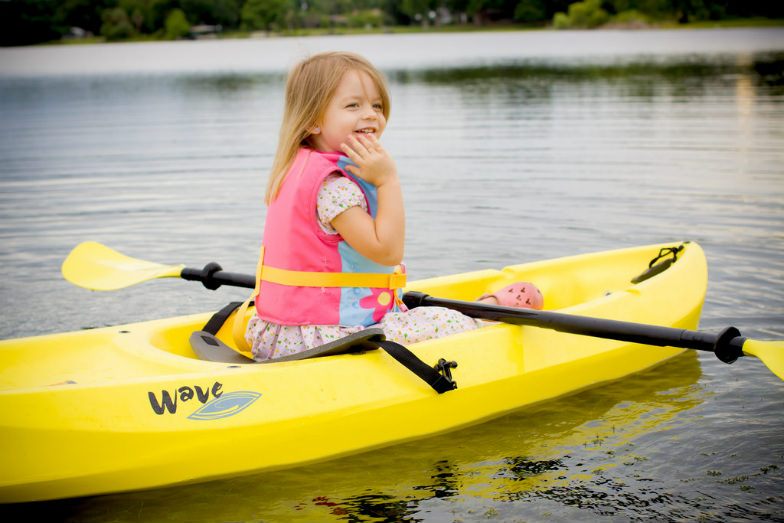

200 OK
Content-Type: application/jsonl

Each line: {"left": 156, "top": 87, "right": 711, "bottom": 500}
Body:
{"left": 753, "top": 56, "right": 784, "bottom": 88}
{"left": 390, "top": 51, "right": 784, "bottom": 87}
{"left": 7, "top": 50, "right": 778, "bottom": 101}
{"left": 173, "top": 73, "right": 282, "bottom": 93}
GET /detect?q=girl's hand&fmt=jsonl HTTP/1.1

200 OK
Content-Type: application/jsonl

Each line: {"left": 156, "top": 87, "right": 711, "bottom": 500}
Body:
{"left": 340, "top": 134, "right": 398, "bottom": 187}
{"left": 333, "top": 133, "right": 404, "bottom": 266}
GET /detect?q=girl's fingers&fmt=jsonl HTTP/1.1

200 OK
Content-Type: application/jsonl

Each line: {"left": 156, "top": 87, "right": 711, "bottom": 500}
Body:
{"left": 341, "top": 138, "right": 369, "bottom": 163}
{"left": 360, "top": 133, "right": 384, "bottom": 152}
{"left": 364, "top": 133, "right": 381, "bottom": 149}
{"left": 341, "top": 135, "right": 387, "bottom": 176}
{"left": 347, "top": 134, "right": 371, "bottom": 155}
{"left": 340, "top": 140, "right": 361, "bottom": 160}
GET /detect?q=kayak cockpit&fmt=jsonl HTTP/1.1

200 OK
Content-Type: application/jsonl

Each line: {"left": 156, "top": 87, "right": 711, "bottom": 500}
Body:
{"left": 0, "top": 242, "right": 693, "bottom": 392}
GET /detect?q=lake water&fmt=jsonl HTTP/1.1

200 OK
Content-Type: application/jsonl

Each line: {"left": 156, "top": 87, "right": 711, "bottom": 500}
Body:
{"left": 1, "top": 28, "right": 783, "bottom": 521}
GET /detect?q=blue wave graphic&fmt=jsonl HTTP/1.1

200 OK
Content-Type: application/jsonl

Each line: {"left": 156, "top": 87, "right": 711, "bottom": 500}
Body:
{"left": 188, "top": 391, "right": 262, "bottom": 421}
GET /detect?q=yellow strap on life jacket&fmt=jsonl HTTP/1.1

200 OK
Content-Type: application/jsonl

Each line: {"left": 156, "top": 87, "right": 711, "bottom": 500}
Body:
{"left": 260, "top": 265, "right": 406, "bottom": 289}
{"left": 231, "top": 246, "right": 407, "bottom": 354}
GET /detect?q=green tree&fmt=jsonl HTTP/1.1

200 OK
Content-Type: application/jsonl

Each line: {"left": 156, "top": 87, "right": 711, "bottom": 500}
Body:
{"left": 164, "top": 7, "right": 191, "bottom": 38}
{"left": 399, "top": 0, "right": 434, "bottom": 25}
{"left": 56, "top": 0, "right": 113, "bottom": 35}
{"left": 553, "top": 0, "right": 610, "bottom": 28}
{"left": 181, "top": 0, "right": 242, "bottom": 27}
{"left": 101, "top": 0, "right": 177, "bottom": 38}
{"left": 348, "top": 9, "right": 385, "bottom": 28}
{"left": 146, "top": 0, "right": 179, "bottom": 34}
{"left": 101, "top": 6, "right": 136, "bottom": 40}
{"left": 462, "top": 0, "right": 521, "bottom": 24}
{"left": 1, "top": 0, "right": 63, "bottom": 45}
{"left": 241, "top": 0, "right": 288, "bottom": 31}
{"left": 119, "top": 0, "right": 147, "bottom": 33}
{"left": 514, "top": 0, "right": 547, "bottom": 22}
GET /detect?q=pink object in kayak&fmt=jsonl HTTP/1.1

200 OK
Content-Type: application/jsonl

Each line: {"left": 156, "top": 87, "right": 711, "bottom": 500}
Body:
{"left": 484, "top": 282, "right": 544, "bottom": 310}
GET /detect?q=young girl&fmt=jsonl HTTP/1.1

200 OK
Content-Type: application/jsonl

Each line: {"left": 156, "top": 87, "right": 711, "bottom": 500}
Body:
{"left": 244, "top": 51, "right": 542, "bottom": 361}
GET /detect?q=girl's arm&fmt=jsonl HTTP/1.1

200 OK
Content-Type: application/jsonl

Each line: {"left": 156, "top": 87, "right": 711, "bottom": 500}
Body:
{"left": 332, "top": 134, "right": 405, "bottom": 267}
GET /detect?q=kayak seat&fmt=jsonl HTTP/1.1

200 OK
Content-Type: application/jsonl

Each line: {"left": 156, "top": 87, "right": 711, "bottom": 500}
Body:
{"left": 189, "top": 327, "right": 457, "bottom": 393}
{"left": 190, "top": 301, "right": 458, "bottom": 393}
{"left": 189, "top": 328, "right": 386, "bottom": 364}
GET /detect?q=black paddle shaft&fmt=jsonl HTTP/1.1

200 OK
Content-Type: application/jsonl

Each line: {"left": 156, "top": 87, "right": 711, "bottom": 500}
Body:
{"left": 402, "top": 291, "right": 748, "bottom": 365}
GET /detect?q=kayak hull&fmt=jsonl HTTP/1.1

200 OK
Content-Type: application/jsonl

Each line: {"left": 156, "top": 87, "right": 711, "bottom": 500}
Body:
{"left": 0, "top": 242, "right": 707, "bottom": 502}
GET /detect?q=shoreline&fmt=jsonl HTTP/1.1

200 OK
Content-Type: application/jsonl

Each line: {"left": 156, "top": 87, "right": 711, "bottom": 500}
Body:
{"left": 3, "top": 26, "right": 782, "bottom": 79}
{"left": 28, "top": 17, "right": 784, "bottom": 48}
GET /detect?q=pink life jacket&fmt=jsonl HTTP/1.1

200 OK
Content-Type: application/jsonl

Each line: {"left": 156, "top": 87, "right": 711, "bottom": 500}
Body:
{"left": 255, "top": 148, "right": 405, "bottom": 327}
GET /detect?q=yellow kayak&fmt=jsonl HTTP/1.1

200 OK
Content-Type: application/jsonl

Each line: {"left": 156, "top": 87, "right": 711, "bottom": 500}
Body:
{"left": 0, "top": 242, "right": 707, "bottom": 502}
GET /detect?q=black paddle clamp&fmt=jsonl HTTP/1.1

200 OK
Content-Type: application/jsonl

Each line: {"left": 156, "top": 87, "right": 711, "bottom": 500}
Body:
{"left": 712, "top": 326, "right": 746, "bottom": 364}
{"left": 180, "top": 262, "right": 225, "bottom": 290}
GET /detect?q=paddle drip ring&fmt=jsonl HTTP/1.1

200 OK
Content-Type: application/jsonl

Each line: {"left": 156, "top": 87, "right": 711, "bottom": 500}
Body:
{"left": 199, "top": 262, "right": 224, "bottom": 290}
{"left": 713, "top": 326, "right": 745, "bottom": 364}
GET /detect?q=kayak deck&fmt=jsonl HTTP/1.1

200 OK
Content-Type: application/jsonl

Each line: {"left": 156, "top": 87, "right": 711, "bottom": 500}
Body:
{"left": 0, "top": 242, "right": 707, "bottom": 502}
{"left": 1, "top": 242, "right": 697, "bottom": 388}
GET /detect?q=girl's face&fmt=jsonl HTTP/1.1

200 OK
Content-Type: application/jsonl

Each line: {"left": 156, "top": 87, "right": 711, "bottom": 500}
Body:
{"left": 310, "top": 69, "right": 386, "bottom": 152}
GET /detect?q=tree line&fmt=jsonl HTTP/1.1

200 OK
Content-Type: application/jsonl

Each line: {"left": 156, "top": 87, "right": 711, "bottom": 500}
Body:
{"left": 2, "top": 0, "right": 781, "bottom": 46}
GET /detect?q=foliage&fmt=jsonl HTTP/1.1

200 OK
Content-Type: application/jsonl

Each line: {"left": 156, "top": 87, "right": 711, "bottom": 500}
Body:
{"left": 553, "top": 0, "right": 609, "bottom": 28}
{"left": 1, "top": 0, "right": 782, "bottom": 45}
{"left": 515, "top": 0, "right": 548, "bottom": 23}
{"left": 164, "top": 8, "right": 190, "bottom": 38}
{"left": 608, "top": 9, "right": 653, "bottom": 26}
{"left": 101, "top": 6, "right": 136, "bottom": 40}
{"left": 1, "top": 0, "right": 65, "bottom": 45}
{"left": 182, "top": 0, "right": 242, "bottom": 27}
{"left": 348, "top": 9, "right": 386, "bottom": 28}
{"left": 241, "top": 0, "right": 287, "bottom": 31}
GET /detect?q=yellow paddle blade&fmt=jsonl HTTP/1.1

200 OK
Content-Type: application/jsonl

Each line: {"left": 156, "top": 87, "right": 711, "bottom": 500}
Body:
{"left": 62, "top": 241, "right": 185, "bottom": 291}
{"left": 742, "top": 339, "right": 784, "bottom": 381}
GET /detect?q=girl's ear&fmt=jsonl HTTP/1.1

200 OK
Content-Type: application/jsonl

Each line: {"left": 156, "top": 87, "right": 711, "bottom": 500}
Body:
{"left": 309, "top": 125, "right": 321, "bottom": 135}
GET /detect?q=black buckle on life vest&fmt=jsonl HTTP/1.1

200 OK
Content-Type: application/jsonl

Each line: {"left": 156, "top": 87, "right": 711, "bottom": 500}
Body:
{"left": 433, "top": 358, "right": 458, "bottom": 391}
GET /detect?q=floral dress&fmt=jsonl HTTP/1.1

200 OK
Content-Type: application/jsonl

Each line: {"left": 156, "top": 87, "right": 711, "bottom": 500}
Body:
{"left": 245, "top": 174, "right": 479, "bottom": 361}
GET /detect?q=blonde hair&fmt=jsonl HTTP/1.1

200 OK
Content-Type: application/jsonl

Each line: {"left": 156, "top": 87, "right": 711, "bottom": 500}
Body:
{"left": 265, "top": 51, "right": 391, "bottom": 204}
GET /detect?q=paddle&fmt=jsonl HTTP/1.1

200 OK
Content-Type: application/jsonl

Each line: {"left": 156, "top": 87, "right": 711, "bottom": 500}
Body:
{"left": 402, "top": 292, "right": 784, "bottom": 381}
{"left": 62, "top": 241, "right": 255, "bottom": 291}
{"left": 62, "top": 241, "right": 784, "bottom": 380}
